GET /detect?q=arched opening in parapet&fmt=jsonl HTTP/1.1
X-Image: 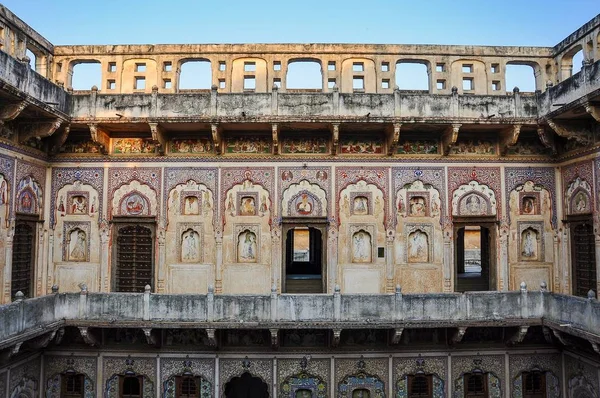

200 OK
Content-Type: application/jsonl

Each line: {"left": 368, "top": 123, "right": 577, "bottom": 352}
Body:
{"left": 71, "top": 61, "right": 102, "bottom": 91}
{"left": 178, "top": 59, "right": 212, "bottom": 90}
{"left": 560, "top": 45, "right": 584, "bottom": 79}
{"left": 25, "top": 49, "right": 36, "bottom": 71}
{"left": 395, "top": 61, "right": 429, "bottom": 91}
{"left": 572, "top": 49, "right": 584, "bottom": 74}
{"left": 505, "top": 63, "right": 537, "bottom": 93}
{"left": 286, "top": 59, "right": 323, "bottom": 90}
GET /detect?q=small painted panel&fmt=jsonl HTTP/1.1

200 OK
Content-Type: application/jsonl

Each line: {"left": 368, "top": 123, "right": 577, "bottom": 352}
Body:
{"left": 112, "top": 138, "right": 157, "bottom": 154}
{"left": 282, "top": 138, "right": 329, "bottom": 154}
{"left": 225, "top": 136, "right": 271, "bottom": 154}
{"left": 396, "top": 140, "right": 438, "bottom": 154}
{"left": 67, "top": 192, "right": 89, "bottom": 215}
{"left": 341, "top": 138, "right": 384, "bottom": 154}
{"left": 295, "top": 193, "right": 316, "bottom": 215}
{"left": 16, "top": 176, "right": 42, "bottom": 214}
{"left": 507, "top": 140, "right": 552, "bottom": 156}
{"left": 352, "top": 230, "right": 372, "bottom": 263}
{"left": 120, "top": 192, "right": 149, "bottom": 216}
{"left": 169, "top": 139, "right": 213, "bottom": 154}
{"left": 449, "top": 140, "right": 496, "bottom": 155}
{"left": 238, "top": 230, "right": 258, "bottom": 263}
{"left": 60, "top": 141, "right": 103, "bottom": 154}
{"left": 238, "top": 192, "right": 258, "bottom": 216}
{"left": 519, "top": 192, "right": 540, "bottom": 215}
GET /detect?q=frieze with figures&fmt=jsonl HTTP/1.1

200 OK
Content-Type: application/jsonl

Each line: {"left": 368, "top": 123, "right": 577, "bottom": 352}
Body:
{"left": 506, "top": 140, "right": 553, "bottom": 156}
{"left": 225, "top": 136, "right": 271, "bottom": 154}
{"left": 60, "top": 140, "right": 104, "bottom": 154}
{"left": 396, "top": 140, "right": 439, "bottom": 155}
{"left": 281, "top": 137, "right": 329, "bottom": 154}
{"left": 169, "top": 138, "right": 214, "bottom": 154}
{"left": 112, "top": 138, "right": 158, "bottom": 154}
{"left": 449, "top": 140, "right": 496, "bottom": 155}
{"left": 340, "top": 137, "right": 384, "bottom": 154}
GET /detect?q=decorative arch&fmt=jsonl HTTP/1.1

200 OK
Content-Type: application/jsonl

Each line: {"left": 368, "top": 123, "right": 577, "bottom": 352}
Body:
{"left": 452, "top": 181, "right": 497, "bottom": 217}
{"left": 163, "top": 371, "right": 211, "bottom": 398}
{"left": 338, "top": 370, "right": 385, "bottom": 398}
{"left": 280, "top": 370, "right": 327, "bottom": 398}
{"left": 454, "top": 368, "right": 501, "bottom": 398}
{"left": 16, "top": 175, "right": 43, "bottom": 215}
{"left": 282, "top": 180, "right": 328, "bottom": 217}
{"left": 568, "top": 373, "right": 598, "bottom": 398}
{"left": 105, "top": 371, "right": 154, "bottom": 398}
{"left": 111, "top": 178, "right": 158, "bottom": 217}
{"left": 396, "top": 372, "right": 444, "bottom": 398}
{"left": 46, "top": 371, "right": 95, "bottom": 398}
{"left": 512, "top": 367, "right": 559, "bottom": 398}
{"left": 565, "top": 177, "right": 592, "bottom": 215}
{"left": 224, "top": 371, "right": 269, "bottom": 398}
{"left": 118, "top": 190, "right": 152, "bottom": 216}
{"left": 10, "top": 376, "right": 37, "bottom": 398}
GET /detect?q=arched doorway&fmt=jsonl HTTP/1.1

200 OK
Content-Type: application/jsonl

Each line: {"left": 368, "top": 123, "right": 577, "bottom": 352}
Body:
{"left": 224, "top": 372, "right": 269, "bottom": 398}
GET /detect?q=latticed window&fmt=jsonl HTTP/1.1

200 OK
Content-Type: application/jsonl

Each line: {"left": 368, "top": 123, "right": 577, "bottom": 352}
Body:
{"left": 465, "top": 373, "right": 487, "bottom": 397}
{"left": 115, "top": 224, "right": 154, "bottom": 292}
{"left": 120, "top": 375, "right": 142, "bottom": 398}
{"left": 11, "top": 221, "right": 35, "bottom": 299}
{"left": 407, "top": 374, "right": 432, "bottom": 398}
{"left": 177, "top": 376, "right": 199, "bottom": 398}
{"left": 523, "top": 371, "right": 545, "bottom": 398}
{"left": 61, "top": 374, "right": 84, "bottom": 398}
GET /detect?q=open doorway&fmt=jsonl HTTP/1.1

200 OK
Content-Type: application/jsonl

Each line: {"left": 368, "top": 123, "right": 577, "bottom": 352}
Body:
{"left": 224, "top": 373, "right": 269, "bottom": 398}
{"left": 282, "top": 219, "right": 327, "bottom": 293}
{"left": 455, "top": 225, "right": 494, "bottom": 292}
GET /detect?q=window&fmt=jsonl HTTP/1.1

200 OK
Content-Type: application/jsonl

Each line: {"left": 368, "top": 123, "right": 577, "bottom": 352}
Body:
{"left": 435, "top": 63, "right": 445, "bottom": 72}
{"left": 353, "top": 76, "right": 364, "bottom": 91}
{"left": 244, "top": 62, "right": 256, "bottom": 72}
{"left": 163, "top": 79, "right": 172, "bottom": 89}
{"left": 218, "top": 61, "right": 226, "bottom": 71}
{"left": 134, "top": 77, "right": 146, "bottom": 90}
{"left": 462, "top": 64, "right": 473, "bottom": 73}
{"left": 121, "top": 376, "right": 142, "bottom": 398}
{"left": 491, "top": 63, "right": 499, "bottom": 73}
{"left": 436, "top": 80, "right": 446, "bottom": 90}
{"left": 523, "top": 371, "right": 546, "bottom": 398}
{"left": 465, "top": 373, "right": 487, "bottom": 398}
{"left": 135, "top": 63, "right": 146, "bottom": 72}
{"left": 381, "top": 62, "right": 390, "bottom": 72}
{"left": 62, "top": 374, "right": 84, "bottom": 398}
{"left": 328, "top": 79, "right": 336, "bottom": 89}
{"left": 273, "top": 78, "right": 281, "bottom": 88}
{"left": 244, "top": 76, "right": 256, "bottom": 90}
{"left": 328, "top": 61, "right": 336, "bottom": 71}
{"left": 463, "top": 78, "right": 474, "bottom": 91}
{"left": 273, "top": 61, "right": 281, "bottom": 71}
{"left": 56, "top": 62, "right": 63, "bottom": 73}
{"left": 381, "top": 79, "right": 390, "bottom": 89}
{"left": 353, "top": 62, "right": 364, "bottom": 72}
{"left": 177, "top": 376, "right": 200, "bottom": 398}
{"left": 219, "top": 79, "right": 226, "bottom": 89}
{"left": 491, "top": 81, "right": 500, "bottom": 91}
{"left": 163, "top": 62, "right": 172, "bottom": 72}
{"left": 107, "top": 80, "right": 116, "bottom": 90}
{"left": 407, "top": 374, "right": 432, "bottom": 398}
{"left": 108, "top": 62, "right": 117, "bottom": 72}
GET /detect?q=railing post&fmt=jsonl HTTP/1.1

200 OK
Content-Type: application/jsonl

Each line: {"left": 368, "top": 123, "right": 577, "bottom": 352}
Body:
{"left": 78, "top": 283, "right": 88, "bottom": 319}
{"left": 207, "top": 285, "right": 214, "bottom": 322}
{"left": 270, "top": 284, "right": 278, "bottom": 322}
{"left": 334, "top": 285, "right": 341, "bottom": 321}
{"left": 143, "top": 284, "right": 151, "bottom": 321}
{"left": 271, "top": 84, "right": 278, "bottom": 115}
{"left": 52, "top": 285, "right": 60, "bottom": 319}
{"left": 394, "top": 285, "right": 403, "bottom": 321}
{"left": 210, "top": 84, "right": 218, "bottom": 116}
{"left": 520, "top": 282, "right": 528, "bottom": 318}
{"left": 15, "top": 291, "right": 24, "bottom": 332}
{"left": 332, "top": 86, "right": 339, "bottom": 116}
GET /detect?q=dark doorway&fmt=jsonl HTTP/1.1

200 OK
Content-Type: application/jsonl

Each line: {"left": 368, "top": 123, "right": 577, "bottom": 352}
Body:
{"left": 11, "top": 217, "right": 37, "bottom": 299}
{"left": 283, "top": 221, "right": 326, "bottom": 293}
{"left": 570, "top": 218, "right": 597, "bottom": 297}
{"left": 113, "top": 223, "right": 154, "bottom": 292}
{"left": 224, "top": 372, "right": 269, "bottom": 398}
{"left": 455, "top": 225, "right": 493, "bottom": 292}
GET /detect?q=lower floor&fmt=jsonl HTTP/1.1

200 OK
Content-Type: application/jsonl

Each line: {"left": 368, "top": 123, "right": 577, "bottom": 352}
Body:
{"left": 3, "top": 347, "right": 600, "bottom": 398}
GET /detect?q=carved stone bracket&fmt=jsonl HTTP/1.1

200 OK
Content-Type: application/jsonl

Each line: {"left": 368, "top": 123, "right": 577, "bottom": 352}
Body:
{"left": 269, "top": 328, "right": 279, "bottom": 348}
{"left": 55, "top": 327, "right": 65, "bottom": 345}
{"left": 451, "top": 326, "right": 468, "bottom": 344}
{"left": 584, "top": 103, "right": 600, "bottom": 123}
{"left": 28, "top": 330, "right": 57, "bottom": 349}
{"left": 542, "top": 326, "right": 554, "bottom": 344}
{"left": 271, "top": 123, "right": 279, "bottom": 155}
{"left": 387, "top": 123, "right": 401, "bottom": 156}
{"left": 211, "top": 123, "right": 222, "bottom": 155}
{"left": 508, "top": 326, "right": 529, "bottom": 345}
{"left": 536, "top": 125, "right": 556, "bottom": 154}
{"left": 49, "top": 124, "right": 70, "bottom": 155}
{"left": 88, "top": 123, "right": 110, "bottom": 154}
{"left": 205, "top": 328, "right": 217, "bottom": 347}
{"left": 552, "top": 329, "right": 571, "bottom": 347}
{"left": 148, "top": 122, "right": 166, "bottom": 155}
{"left": 500, "top": 124, "right": 521, "bottom": 156}
{"left": 442, "top": 123, "right": 461, "bottom": 155}
{"left": 19, "top": 119, "right": 62, "bottom": 143}
{"left": 141, "top": 328, "right": 157, "bottom": 345}
{"left": 391, "top": 327, "right": 404, "bottom": 345}
{"left": 9, "top": 342, "right": 22, "bottom": 358}
{"left": 0, "top": 100, "right": 27, "bottom": 121}
{"left": 332, "top": 329, "right": 342, "bottom": 347}
{"left": 547, "top": 119, "right": 591, "bottom": 146}
{"left": 78, "top": 327, "right": 98, "bottom": 347}
{"left": 330, "top": 123, "right": 340, "bottom": 156}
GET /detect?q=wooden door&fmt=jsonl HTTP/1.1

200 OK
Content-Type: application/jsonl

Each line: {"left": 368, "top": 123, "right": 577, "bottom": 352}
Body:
{"left": 115, "top": 224, "right": 154, "bottom": 292}
{"left": 571, "top": 220, "right": 597, "bottom": 297}
{"left": 11, "top": 220, "right": 36, "bottom": 299}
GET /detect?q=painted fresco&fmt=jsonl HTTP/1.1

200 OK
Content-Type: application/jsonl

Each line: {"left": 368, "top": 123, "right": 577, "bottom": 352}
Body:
{"left": 112, "top": 138, "right": 157, "bottom": 154}
{"left": 340, "top": 138, "right": 383, "bottom": 154}
{"left": 506, "top": 140, "right": 552, "bottom": 156}
{"left": 60, "top": 141, "right": 103, "bottom": 154}
{"left": 225, "top": 137, "right": 271, "bottom": 154}
{"left": 449, "top": 140, "right": 496, "bottom": 155}
{"left": 397, "top": 140, "right": 438, "bottom": 154}
{"left": 281, "top": 138, "right": 328, "bottom": 154}
{"left": 169, "top": 139, "right": 213, "bottom": 154}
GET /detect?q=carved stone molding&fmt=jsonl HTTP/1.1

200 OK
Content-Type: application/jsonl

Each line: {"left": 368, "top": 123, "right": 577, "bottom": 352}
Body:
{"left": 442, "top": 123, "right": 461, "bottom": 155}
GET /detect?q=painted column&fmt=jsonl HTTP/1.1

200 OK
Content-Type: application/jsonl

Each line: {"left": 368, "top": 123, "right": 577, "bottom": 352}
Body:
{"left": 385, "top": 229, "right": 394, "bottom": 293}
{"left": 442, "top": 218, "right": 453, "bottom": 293}
{"left": 327, "top": 223, "right": 338, "bottom": 293}
{"left": 35, "top": 222, "right": 45, "bottom": 296}
{"left": 214, "top": 227, "right": 223, "bottom": 293}
{"left": 156, "top": 218, "right": 166, "bottom": 293}
{"left": 99, "top": 219, "right": 110, "bottom": 292}
{"left": 270, "top": 223, "right": 281, "bottom": 293}
{"left": 46, "top": 231, "right": 54, "bottom": 293}
{"left": 498, "top": 219, "right": 509, "bottom": 292}
{"left": 3, "top": 217, "right": 15, "bottom": 303}
{"left": 594, "top": 212, "right": 600, "bottom": 295}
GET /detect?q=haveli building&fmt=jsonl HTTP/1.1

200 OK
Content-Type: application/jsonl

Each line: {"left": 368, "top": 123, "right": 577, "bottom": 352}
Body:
{"left": 0, "top": 4, "right": 599, "bottom": 397}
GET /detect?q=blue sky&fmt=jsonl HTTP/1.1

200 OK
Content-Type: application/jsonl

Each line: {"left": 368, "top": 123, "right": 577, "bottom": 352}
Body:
{"left": 7, "top": 0, "right": 600, "bottom": 91}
